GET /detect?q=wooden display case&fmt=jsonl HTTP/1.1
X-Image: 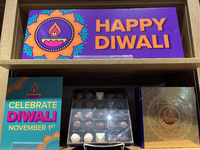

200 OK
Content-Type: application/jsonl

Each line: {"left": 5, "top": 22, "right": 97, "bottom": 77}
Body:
{"left": 0, "top": 0, "right": 5, "bottom": 40}
{"left": 0, "top": 0, "right": 200, "bottom": 149}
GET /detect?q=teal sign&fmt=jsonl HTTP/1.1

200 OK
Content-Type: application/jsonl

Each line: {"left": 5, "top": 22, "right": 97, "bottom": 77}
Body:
{"left": 1, "top": 77, "right": 63, "bottom": 150}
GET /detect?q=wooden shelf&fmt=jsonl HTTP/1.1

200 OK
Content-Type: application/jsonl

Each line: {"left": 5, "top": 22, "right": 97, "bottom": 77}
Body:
{"left": 0, "top": 58, "right": 197, "bottom": 86}
{"left": 1, "top": 58, "right": 200, "bottom": 71}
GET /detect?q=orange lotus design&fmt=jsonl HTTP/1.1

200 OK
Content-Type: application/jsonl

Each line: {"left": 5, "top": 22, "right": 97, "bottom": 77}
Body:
{"left": 37, "top": 132, "right": 60, "bottom": 150}
{"left": 7, "top": 77, "right": 29, "bottom": 95}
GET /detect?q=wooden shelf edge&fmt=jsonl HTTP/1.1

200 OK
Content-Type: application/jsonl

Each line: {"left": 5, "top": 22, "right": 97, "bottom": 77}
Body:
{"left": 19, "top": 0, "right": 185, "bottom": 5}
{"left": 60, "top": 146, "right": 200, "bottom": 150}
{"left": 0, "top": 58, "right": 200, "bottom": 71}
{"left": 0, "top": 58, "right": 200, "bottom": 65}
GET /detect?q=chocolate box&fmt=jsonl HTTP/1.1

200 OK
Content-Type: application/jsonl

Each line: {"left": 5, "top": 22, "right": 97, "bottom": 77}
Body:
{"left": 67, "top": 88, "right": 134, "bottom": 146}
{"left": 136, "top": 87, "right": 200, "bottom": 148}
{"left": 22, "top": 8, "right": 184, "bottom": 59}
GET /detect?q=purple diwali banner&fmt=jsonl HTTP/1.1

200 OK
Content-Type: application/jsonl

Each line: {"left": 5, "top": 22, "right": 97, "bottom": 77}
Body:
{"left": 22, "top": 8, "right": 184, "bottom": 59}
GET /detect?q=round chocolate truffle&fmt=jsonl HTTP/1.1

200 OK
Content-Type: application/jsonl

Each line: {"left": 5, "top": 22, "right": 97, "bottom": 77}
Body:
{"left": 106, "top": 122, "right": 115, "bottom": 129}
{"left": 74, "top": 101, "right": 82, "bottom": 108}
{"left": 84, "top": 121, "right": 93, "bottom": 131}
{"left": 119, "top": 122, "right": 128, "bottom": 129}
{"left": 108, "top": 110, "right": 115, "bottom": 116}
{"left": 108, "top": 135, "right": 117, "bottom": 142}
{"left": 107, "top": 92, "right": 115, "bottom": 99}
{"left": 117, "top": 101, "right": 126, "bottom": 109}
{"left": 73, "top": 121, "right": 81, "bottom": 130}
{"left": 116, "top": 92, "right": 124, "bottom": 99}
{"left": 118, "top": 111, "right": 126, "bottom": 118}
{"left": 107, "top": 101, "right": 115, "bottom": 109}
{"left": 106, "top": 110, "right": 115, "bottom": 119}
{"left": 96, "top": 122, "right": 105, "bottom": 130}
{"left": 84, "top": 133, "right": 93, "bottom": 142}
{"left": 76, "top": 92, "right": 83, "bottom": 99}
{"left": 86, "top": 101, "right": 94, "bottom": 108}
{"left": 120, "top": 135, "right": 129, "bottom": 141}
{"left": 97, "top": 112, "right": 104, "bottom": 119}
{"left": 96, "top": 101, "right": 104, "bottom": 108}
{"left": 70, "top": 133, "right": 80, "bottom": 143}
{"left": 86, "top": 92, "right": 93, "bottom": 99}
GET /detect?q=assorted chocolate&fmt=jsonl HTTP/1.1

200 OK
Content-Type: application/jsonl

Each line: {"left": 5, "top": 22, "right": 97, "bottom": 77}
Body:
{"left": 73, "top": 121, "right": 82, "bottom": 130}
{"left": 71, "top": 133, "right": 81, "bottom": 143}
{"left": 67, "top": 88, "right": 133, "bottom": 145}
{"left": 84, "top": 133, "right": 93, "bottom": 142}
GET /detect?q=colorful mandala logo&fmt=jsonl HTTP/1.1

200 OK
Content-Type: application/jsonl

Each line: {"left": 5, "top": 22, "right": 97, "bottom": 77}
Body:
{"left": 23, "top": 10, "right": 88, "bottom": 59}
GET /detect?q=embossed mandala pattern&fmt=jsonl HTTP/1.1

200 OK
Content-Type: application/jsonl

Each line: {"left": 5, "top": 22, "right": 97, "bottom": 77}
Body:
{"left": 147, "top": 94, "right": 192, "bottom": 140}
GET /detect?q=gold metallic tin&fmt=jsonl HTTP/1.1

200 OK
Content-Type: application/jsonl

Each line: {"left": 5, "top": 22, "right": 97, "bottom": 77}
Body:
{"left": 140, "top": 87, "right": 200, "bottom": 148}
